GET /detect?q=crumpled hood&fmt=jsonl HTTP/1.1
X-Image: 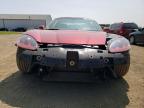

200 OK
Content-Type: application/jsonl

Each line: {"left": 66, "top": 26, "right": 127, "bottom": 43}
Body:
{"left": 25, "top": 29, "right": 107, "bottom": 45}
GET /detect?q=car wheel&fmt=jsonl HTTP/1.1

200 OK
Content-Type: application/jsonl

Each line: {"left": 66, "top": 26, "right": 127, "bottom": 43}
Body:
{"left": 130, "top": 36, "right": 135, "bottom": 44}
{"left": 114, "top": 53, "right": 130, "bottom": 78}
{"left": 16, "top": 47, "right": 31, "bottom": 73}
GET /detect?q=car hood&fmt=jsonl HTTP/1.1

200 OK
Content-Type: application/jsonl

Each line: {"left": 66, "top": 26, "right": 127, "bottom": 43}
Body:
{"left": 25, "top": 29, "right": 107, "bottom": 45}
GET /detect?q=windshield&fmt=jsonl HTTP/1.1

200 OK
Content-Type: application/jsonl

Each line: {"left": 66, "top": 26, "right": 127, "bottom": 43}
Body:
{"left": 123, "top": 23, "right": 138, "bottom": 29}
{"left": 49, "top": 18, "right": 102, "bottom": 31}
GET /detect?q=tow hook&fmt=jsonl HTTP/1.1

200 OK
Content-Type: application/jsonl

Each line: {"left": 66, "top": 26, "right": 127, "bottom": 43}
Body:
{"left": 38, "top": 67, "right": 43, "bottom": 76}
{"left": 37, "top": 67, "right": 47, "bottom": 78}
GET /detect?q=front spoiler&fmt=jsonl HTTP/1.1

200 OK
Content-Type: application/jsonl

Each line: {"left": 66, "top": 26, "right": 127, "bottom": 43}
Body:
{"left": 19, "top": 47, "right": 130, "bottom": 71}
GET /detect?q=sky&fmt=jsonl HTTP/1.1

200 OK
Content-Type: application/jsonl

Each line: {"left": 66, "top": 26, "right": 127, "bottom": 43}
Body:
{"left": 0, "top": 0, "right": 144, "bottom": 27}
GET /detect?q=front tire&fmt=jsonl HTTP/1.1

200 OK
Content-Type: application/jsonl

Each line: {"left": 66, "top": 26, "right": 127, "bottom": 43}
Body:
{"left": 16, "top": 47, "right": 32, "bottom": 74}
{"left": 114, "top": 53, "right": 130, "bottom": 78}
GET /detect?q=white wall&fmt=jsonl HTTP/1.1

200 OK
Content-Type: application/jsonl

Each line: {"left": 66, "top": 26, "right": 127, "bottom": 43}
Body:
{"left": 0, "top": 20, "right": 4, "bottom": 28}
{"left": 0, "top": 19, "right": 48, "bottom": 30}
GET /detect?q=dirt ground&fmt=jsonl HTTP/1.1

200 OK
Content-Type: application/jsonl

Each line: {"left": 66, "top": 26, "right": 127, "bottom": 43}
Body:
{"left": 0, "top": 34, "right": 144, "bottom": 108}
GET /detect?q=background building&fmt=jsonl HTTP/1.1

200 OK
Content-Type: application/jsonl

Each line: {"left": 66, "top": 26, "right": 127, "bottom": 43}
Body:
{"left": 0, "top": 14, "right": 52, "bottom": 31}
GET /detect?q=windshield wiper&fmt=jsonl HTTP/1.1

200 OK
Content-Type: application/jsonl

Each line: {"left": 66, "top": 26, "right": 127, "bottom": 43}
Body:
{"left": 48, "top": 28, "right": 60, "bottom": 30}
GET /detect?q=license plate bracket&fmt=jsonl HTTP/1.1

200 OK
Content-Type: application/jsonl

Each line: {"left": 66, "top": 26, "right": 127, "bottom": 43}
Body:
{"left": 66, "top": 51, "right": 79, "bottom": 68}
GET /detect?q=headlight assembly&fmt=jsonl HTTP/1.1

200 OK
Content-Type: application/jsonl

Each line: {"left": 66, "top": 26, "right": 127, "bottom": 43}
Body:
{"left": 108, "top": 37, "right": 131, "bottom": 53}
{"left": 16, "top": 35, "right": 38, "bottom": 50}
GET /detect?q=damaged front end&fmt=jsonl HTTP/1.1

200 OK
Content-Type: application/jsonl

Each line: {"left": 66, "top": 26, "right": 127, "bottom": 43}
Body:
{"left": 17, "top": 42, "right": 130, "bottom": 78}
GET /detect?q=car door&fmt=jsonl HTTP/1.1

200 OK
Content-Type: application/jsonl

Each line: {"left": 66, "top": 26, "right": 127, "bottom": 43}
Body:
{"left": 109, "top": 24, "right": 114, "bottom": 33}
{"left": 109, "top": 24, "right": 117, "bottom": 34}
{"left": 116, "top": 24, "right": 122, "bottom": 35}
{"left": 135, "top": 30, "right": 144, "bottom": 43}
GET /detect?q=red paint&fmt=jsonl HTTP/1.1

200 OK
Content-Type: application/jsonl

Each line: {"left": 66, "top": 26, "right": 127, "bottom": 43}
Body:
{"left": 24, "top": 29, "right": 106, "bottom": 45}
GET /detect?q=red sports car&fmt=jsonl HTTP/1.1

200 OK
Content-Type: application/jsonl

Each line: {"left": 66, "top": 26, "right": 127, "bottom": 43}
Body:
{"left": 16, "top": 17, "right": 130, "bottom": 79}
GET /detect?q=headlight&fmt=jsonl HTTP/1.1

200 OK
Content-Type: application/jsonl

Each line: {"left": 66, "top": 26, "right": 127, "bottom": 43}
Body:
{"left": 108, "top": 37, "right": 131, "bottom": 53}
{"left": 16, "top": 35, "right": 38, "bottom": 50}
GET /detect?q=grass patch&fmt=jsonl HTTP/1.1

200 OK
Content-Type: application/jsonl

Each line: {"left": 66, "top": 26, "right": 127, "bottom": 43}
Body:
{"left": 0, "top": 31, "right": 21, "bottom": 35}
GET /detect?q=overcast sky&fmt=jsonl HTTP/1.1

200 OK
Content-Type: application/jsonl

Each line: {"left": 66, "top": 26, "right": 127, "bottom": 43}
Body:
{"left": 0, "top": 0, "right": 143, "bottom": 26}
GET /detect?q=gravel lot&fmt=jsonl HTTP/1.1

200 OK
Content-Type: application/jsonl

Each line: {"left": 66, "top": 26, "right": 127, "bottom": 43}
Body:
{"left": 0, "top": 34, "right": 144, "bottom": 108}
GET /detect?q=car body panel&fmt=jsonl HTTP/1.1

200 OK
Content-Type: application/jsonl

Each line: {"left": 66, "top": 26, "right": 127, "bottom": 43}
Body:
{"left": 24, "top": 29, "right": 107, "bottom": 45}
{"left": 130, "top": 30, "right": 144, "bottom": 43}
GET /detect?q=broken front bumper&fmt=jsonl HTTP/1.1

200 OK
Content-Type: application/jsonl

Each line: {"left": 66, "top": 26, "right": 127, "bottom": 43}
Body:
{"left": 19, "top": 47, "right": 130, "bottom": 72}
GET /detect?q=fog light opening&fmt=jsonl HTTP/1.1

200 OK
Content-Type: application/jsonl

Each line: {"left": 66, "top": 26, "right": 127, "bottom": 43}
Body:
{"left": 36, "top": 55, "right": 42, "bottom": 61}
{"left": 104, "top": 59, "right": 109, "bottom": 63}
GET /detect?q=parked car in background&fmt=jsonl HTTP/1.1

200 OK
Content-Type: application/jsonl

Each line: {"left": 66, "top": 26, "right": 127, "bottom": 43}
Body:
{"left": 129, "top": 28, "right": 144, "bottom": 44}
{"left": 103, "top": 27, "right": 110, "bottom": 32}
{"left": 12, "top": 27, "right": 27, "bottom": 32}
{"left": 108, "top": 22, "right": 139, "bottom": 39}
{"left": 0, "top": 28, "right": 8, "bottom": 31}
{"left": 100, "top": 24, "right": 110, "bottom": 29}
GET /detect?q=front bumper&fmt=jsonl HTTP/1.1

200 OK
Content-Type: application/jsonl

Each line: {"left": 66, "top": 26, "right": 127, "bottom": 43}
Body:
{"left": 19, "top": 47, "right": 129, "bottom": 71}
